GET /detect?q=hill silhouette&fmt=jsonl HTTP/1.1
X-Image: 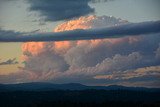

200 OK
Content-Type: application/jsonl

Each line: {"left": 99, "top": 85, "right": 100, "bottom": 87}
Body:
{"left": 0, "top": 82, "right": 159, "bottom": 92}
{"left": 0, "top": 82, "right": 160, "bottom": 107}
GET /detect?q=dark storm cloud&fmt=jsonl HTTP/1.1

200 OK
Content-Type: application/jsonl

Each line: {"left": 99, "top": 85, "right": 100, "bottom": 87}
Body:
{"left": 0, "top": 28, "right": 21, "bottom": 37}
{"left": 0, "top": 58, "right": 18, "bottom": 65}
{"left": 28, "top": 0, "right": 95, "bottom": 21}
{"left": 0, "top": 28, "right": 22, "bottom": 42}
{"left": 0, "top": 21, "right": 160, "bottom": 42}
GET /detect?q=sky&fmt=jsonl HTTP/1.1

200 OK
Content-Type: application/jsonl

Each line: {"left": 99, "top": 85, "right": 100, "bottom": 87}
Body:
{"left": 0, "top": 0, "right": 160, "bottom": 87}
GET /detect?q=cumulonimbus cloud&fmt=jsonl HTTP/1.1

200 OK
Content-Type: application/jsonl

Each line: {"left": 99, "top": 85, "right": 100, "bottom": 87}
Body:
{"left": 0, "top": 20, "right": 160, "bottom": 42}
{"left": 1, "top": 15, "right": 160, "bottom": 87}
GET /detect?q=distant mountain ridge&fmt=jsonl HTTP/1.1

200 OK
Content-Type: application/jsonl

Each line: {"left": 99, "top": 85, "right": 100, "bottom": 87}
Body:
{"left": 0, "top": 82, "right": 159, "bottom": 92}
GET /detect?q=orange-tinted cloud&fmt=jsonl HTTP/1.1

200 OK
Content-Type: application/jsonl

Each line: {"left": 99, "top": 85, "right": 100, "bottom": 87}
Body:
{"left": 1, "top": 15, "right": 160, "bottom": 87}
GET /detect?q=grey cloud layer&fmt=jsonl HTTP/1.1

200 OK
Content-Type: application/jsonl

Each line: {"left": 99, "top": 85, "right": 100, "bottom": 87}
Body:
{"left": 0, "top": 21, "right": 160, "bottom": 42}
{"left": 28, "top": 0, "right": 114, "bottom": 21}
{"left": 28, "top": 0, "right": 94, "bottom": 21}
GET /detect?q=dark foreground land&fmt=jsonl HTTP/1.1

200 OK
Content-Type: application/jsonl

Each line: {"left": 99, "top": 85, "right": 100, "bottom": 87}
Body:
{"left": 0, "top": 83, "right": 160, "bottom": 107}
{"left": 0, "top": 90, "right": 160, "bottom": 107}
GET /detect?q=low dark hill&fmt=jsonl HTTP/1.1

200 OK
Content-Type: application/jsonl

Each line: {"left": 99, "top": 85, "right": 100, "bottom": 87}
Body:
{"left": 0, "top": 90, "right": 160, "bottom": 107}
{"left": 0, "top": 82, "right": 159, "bottom": 92}
{"left": 0, "top": 82, "right": 160, "bottom": 107}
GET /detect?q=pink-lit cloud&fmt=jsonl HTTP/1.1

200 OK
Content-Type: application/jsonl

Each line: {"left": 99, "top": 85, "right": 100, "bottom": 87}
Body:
{"left": 0, "top": 15, "right": 160, "bottom": 87}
